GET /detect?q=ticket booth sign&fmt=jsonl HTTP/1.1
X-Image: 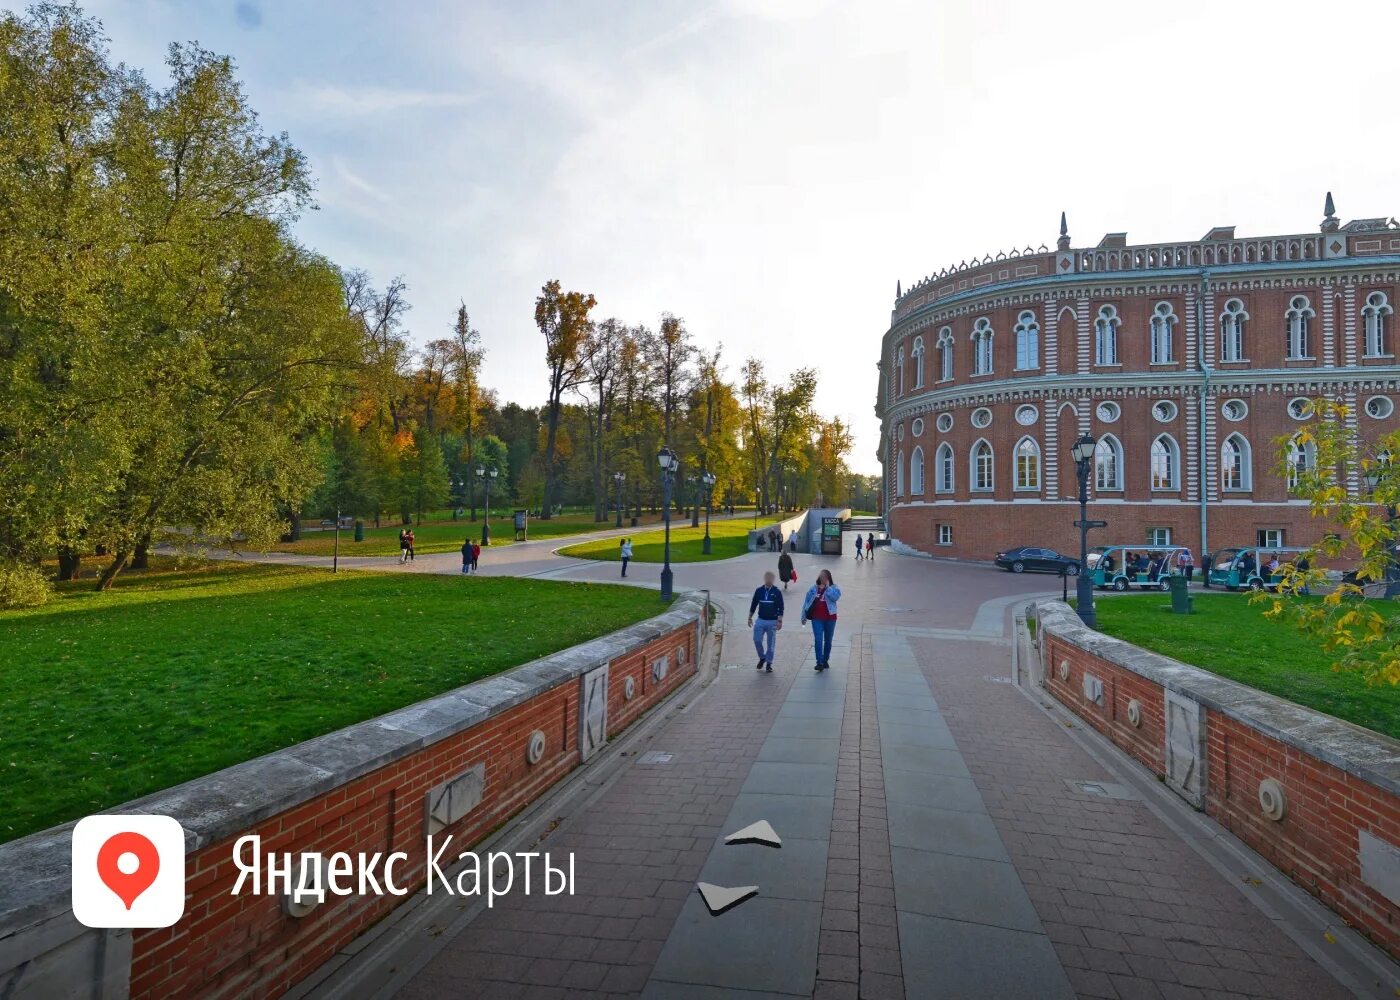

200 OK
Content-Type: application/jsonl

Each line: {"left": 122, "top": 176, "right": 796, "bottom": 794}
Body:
{"left": 821, "top": 517, "right": 843, "bottom": 555}
{"left": 513, "top": 509, "right": 528, "bottom": 541}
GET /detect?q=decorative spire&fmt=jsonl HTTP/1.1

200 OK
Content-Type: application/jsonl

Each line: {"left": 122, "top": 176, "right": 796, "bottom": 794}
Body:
{"left": 896, "top": 279, "right": 902, "bottom": 299}
{"left": 1056, "top": 211, "right": 1071, "bottom": 251}
{"left": 1321, "top": 191, "right": 1339, "bottom": 233}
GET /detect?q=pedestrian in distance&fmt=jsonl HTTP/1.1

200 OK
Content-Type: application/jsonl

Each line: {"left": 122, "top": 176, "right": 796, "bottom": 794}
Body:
{"left": 400, "top": 528, "right": 411, "bottom": 564}
{"left": 801, "top": 569, "right": 842, "bottom": 671}
{"left": 866, "top": 532, "right": 876, "bottom": 561}
{"left": 471, "top": 540, "right": 481, "bottom": 572}
{"left": 778, "top": 549, "right": 795, "bottom": 591}
{"left": 854, "top": 534, "right": 864, "bottom": 561}
{"left": 1177, "top": 547, "right": 1194, "bottom": 581}
{"left": 461, "top": 539, "right": 472, "bottom": 574}
{"left": 748, "top": 571, "right": 784, "bottom": 672}
{"left": 620, "top": 537, "right": 633, "bottom": 578}
{"left": 406, "top": 528, "right": 416, "bottom": 562}
{"left": 789, "top": 532, "right": 798, "bottom": 552}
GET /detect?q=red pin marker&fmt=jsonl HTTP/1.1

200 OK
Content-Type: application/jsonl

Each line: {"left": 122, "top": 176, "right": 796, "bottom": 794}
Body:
{"left": 96, "top": 831, "right": 161, "bottom": 910}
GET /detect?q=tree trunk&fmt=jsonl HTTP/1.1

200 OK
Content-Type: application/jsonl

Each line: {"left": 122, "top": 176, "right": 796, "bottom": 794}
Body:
{"left": 541, "top": 400, "right": 561, "bottom": 520}
{"left": 131, "top": 538, "right": 151, "bottom": 571}
{"left": 57, "top": 547, "right": 81, "bottom": 581}
{"left": 96, "top": 550, "right": 130, "bottom": 591}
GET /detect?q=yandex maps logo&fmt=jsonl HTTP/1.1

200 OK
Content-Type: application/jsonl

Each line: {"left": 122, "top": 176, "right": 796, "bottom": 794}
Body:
{"left": 71, "top": 815, "right": 186, "bottom": 928}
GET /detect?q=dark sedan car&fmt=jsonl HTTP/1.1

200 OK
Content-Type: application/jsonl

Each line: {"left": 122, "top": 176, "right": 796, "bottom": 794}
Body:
{"left": 994, "top": 546, "right": 1080, "bottom": 575}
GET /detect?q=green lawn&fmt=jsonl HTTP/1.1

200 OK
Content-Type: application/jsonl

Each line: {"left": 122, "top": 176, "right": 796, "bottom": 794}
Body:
{"left": 0, "top": 563, "right": 656, "bottom": 842}
{"left": 272, "top": 509, "right": 674, "bottom": 557}
{"left": 560, "top": 518, "right": 763, "bottom": 563}
{"left": 1091, "top": 594, "right": 1400, "bottom": 740}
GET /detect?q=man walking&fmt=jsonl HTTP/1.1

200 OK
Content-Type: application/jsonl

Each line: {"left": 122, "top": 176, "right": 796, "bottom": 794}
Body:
{"left": 748, "top": 571, "right": 784, "bottom": 673}
{"left": 854, "top": 533, "right": 864, "bottom": 561}
{"left": 866, "top": 531, "right": 876, "bottom": 562}
{"left": 620, "top": 537, "right": 633, "bottom": 578}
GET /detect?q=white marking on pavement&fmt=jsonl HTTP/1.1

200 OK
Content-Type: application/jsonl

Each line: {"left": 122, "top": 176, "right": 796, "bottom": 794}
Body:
{"left": 724, "top": 820, "right": 782, "bottom": 848}
{"left": 696, "top": 882, "right": 759, "bottom": 915}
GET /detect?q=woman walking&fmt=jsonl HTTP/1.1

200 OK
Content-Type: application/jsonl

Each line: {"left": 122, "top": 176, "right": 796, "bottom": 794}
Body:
{"left": 620, "top": 537, "right": 633, "bottom": 578}
{"left": 800, "top": 569, "right": 842, "bottom": 671}
{"left": 777, "top": 549, "right": 795, "bottom": 591}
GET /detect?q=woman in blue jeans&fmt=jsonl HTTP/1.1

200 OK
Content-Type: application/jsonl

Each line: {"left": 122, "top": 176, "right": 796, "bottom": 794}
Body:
{"left": 800, "top": 569, "right": 841, "bottom": 671}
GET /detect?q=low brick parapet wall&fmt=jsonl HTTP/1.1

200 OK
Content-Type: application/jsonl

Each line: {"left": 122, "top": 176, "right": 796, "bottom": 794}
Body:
{"left": 0, "top": 592, "right": 710, "bottom": 999}
{"left": 1034, "top": 601, "right": 1400, "bottom": 962}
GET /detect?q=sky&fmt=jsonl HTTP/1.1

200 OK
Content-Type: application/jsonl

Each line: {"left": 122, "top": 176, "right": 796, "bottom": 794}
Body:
{"left": 75, "top": 0, "right": 1400, "bottom": 475}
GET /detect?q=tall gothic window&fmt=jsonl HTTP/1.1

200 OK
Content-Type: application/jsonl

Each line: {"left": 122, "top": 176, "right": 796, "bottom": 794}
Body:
{"left": 971, "top": 439, "right": 994, "bottom": 491}
{"left": 1150, "top": 301, "right": 1177, "bottom": 364}
{"left": 1220, "top": 433, "right": 1252, "bottom": 491}
{"left": 1363, "top": 291, "right": 1393, "bottom": 357}
{"left": 1094, "top": 305, "right": 1120, "bottom": 365}
{"left": 910, "top": 446, "right": 925, "bottom": 495}
{"left": 896, "top": 345, "right": 905, "bottom": 395}
{"left": 912, "top": 336, "right": 926, "bottom": 388}
{"left": 1285, "top": 295, "right": 1314, "bottom": 359}
{"left": 1014, "top": 310, "right": 1039, "bottom": 370}
{"left": 1220, "top": 298, "right": 1248, "bottom": 362}
{"left": 937, "top": 327, "right": 954, "bottom": 380}
{"left": 896, "top": 449, "right": 904, "bottom": 495}
{"left": 1150, "top": 434, "right": 1179, "bottom": 490}
{"left": 1014, "top": 437, "right": 1040, "bottom": 490}
{"left": 1286, "top": 434, "right": 1316, "bottom": 489}
{"left": 935, "top": 442, "right": 954, "bottom": 492}
{"left": 971, "top": 318, "right": 994, "bottom": 375}
{"left": 1094, "top": 434, "right": 1123, "bottom": 491}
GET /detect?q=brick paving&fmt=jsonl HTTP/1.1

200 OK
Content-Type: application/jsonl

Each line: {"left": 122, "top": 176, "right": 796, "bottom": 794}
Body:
{"left": 907, "top": 634, "right": 1352, "bottom": 1000}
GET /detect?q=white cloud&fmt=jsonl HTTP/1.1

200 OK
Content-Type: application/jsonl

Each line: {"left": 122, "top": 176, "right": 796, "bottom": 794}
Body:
{"left": 287, "top": 83, "right": 477, "bottom": 117}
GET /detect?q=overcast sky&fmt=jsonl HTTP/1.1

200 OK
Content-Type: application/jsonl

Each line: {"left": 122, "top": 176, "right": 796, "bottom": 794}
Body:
{"left": 81, "top": 0, "right": 1400, "bottom": 474}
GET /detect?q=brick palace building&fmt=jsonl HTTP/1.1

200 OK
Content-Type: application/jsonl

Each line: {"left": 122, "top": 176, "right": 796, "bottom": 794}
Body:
{"left": 876, "top": 195, "right": 1400, "bottom": 561}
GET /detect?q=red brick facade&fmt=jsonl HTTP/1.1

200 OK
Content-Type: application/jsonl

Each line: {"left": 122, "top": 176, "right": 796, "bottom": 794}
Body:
{"left": 127, "top": 619, "right": 700, "bottom": 1000}
{"left": 1040, "top": 619, "right": 1400, "bottom": 961}
{"left": 879, "top": 214, "right": 1400, "bottom": 560}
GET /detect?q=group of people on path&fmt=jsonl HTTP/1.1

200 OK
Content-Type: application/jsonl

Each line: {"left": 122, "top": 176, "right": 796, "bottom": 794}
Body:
{"left": 460, "top": 538, "right": 481, "bottom": 574}
{"left": 748, "top": 566, "right": 842, "bottom": 673}
{"left": 398, "top": 528, "right": 415, "bottom": 563}
{"left": 852, "top": 531, "right": 877, "bottom": 561}
{"left": 762, "top": 528, "right": 797, "bottom": 551}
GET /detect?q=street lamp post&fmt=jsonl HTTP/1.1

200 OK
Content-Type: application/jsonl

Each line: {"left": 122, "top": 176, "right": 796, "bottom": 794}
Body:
{"left": 477, "top": 465, "right": 498, "bottom": 545}
{"left": 701, "top": 471, "right": 716, "bottom": 555}
{"left": 1071, "top": 433, "right": 1100, "bottom": 628}
{"left": 754, "top": 484, "right": 761, "bottom": 528}
{"left": 1363, "top": 462, "right": 1400, "bottom": 598}
{"left": 333, "top": 507, "right": 341, "bottom": 574}
{"left": 658, "top": 446, "right": 679, "bottom": 600}
{"left": 613, "top": 472, "right": 626, "bottom": 529}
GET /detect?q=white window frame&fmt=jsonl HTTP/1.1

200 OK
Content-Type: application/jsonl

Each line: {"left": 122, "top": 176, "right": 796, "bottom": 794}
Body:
{"left": 937, "top": 326, "right": 954, "bottom": 381}
{"left": 937, "top": 524, "right": 953, "bottom": 546}
{"left": 896, "top": 448, "right": 904, "bottom": 496}
{"left": 1286, "top": 435, "right": 1315, "bottom": 489}
{"left": 1362, "top": 292, "right": 1393, "bottom": 358}
{"left": 971, "top": 317, "right": 994, "bottom": 376}
{"left": 910, "top": 446, "right": 925, "bottom": 496}
{"left": 1014, "top": 436, "right": 1041, "bottom": 491}
{"left": 1014, "top": 310, "right": 1039, "bottom": 371}
{"left": 1146, "top": 527, "right": 1171, "bottom": 546}
{"left": 1285, "top": 295, "right": 1315, "bottom": 360}
{"left": 1257, "top": 528, "right": 1285, "bottom": 548}
{"left": 896, "top": 345, "right": 905, "bottom": 395}
{"left": 971, "top": 439, "right": 994, "bottom": 492}
{"left": 1220, "top": 433, "right": 1252, "bottom": 492}
{"left": 1150, "top": 301, "right": 1178, "bottom": 364}
{"left": 1150, "top": 434, "right": 1180, "bottom": 491}
{"left": 1094, "top": 434, "right": 1123, "bottom": 492}
{"left": 1094, "top": 305, "right": 1120, "bottom": 366}
{"left": 1220, "top": 297, "right": 1249, "bottom": 362}
{"left": 912, "top": 336, "right": 926, "bottom": 388}
{"left": 935, "top": 442, "right": 955, "bottom": 493}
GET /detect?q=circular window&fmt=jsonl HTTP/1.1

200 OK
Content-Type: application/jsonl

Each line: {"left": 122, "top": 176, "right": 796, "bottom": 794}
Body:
{"left": 1366, "top": 396, "right": 1394, "bottom": 420}
{"left": 936, "top": 413, "right": 953, "bottom": 433}
{"left": 897, "top": 423, "right": 905, "bottom": 441}
{"left": 1222, "top": 399, "right": 1248, "bottom": 422}
{"left": 911, "top": 418, "right": 925, "bottom": 436}
{"left": 1095, "top": 401, "right": 1120, "bottom": 423}
{"left": 1152, "top": 400, "right": 1178, "bottom": 423}
{"left": 1287, "top": 397, "right": 1313, "bottom": 420}
{"left": 1015, "top": 405, "right": 1039, "bottom": 426}
{"left": 971, "top": 407, "right": 992, "bottom": 428}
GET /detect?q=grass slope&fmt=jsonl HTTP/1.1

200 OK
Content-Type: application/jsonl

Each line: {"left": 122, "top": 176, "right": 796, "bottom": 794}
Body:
{"left": 0, "top": 563, "right": 654, "bottom": 842}
{"left": 559, "top": 518, "right": 763, "bottom": 563}
{"left": 1092, "top": 594, "right": 1400, "bottom": 740}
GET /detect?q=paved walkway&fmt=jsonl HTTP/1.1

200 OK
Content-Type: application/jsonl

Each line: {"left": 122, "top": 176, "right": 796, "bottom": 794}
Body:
{"left": 307, "top": 547, "right": 1395, "bottom": 999}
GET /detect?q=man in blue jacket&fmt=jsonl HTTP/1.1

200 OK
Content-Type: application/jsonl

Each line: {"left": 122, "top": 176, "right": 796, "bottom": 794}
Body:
{"left": 748, "top": 571, "right": 784, "bottom": 673}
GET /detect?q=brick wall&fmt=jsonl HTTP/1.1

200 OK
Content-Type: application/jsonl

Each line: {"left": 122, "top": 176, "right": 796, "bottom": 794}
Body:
{"left": 0, "top": 595, "right": 709, "bottom": 1000}
{"left": 1038, "top": 602, "right": 1400, "bottom": 962}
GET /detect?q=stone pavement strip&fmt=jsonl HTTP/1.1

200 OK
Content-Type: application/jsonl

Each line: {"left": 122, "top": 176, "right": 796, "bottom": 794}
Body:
{"left": 362, "top": 552, "right": 1383, "bottom": 999}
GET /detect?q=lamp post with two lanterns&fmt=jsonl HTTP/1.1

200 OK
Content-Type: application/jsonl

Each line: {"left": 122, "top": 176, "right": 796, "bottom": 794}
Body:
{"left": 696, "top": 471, "right": 716, "bottom": 555}
{"left": 613, "top": 471, "right": 626, "bottom": 529}
{"left": 658, "top": 447, "right": 679, "bottom": 601}
{"left": 1071, "top": 433, "right": 1101, "bottom": 628}
{"left": 476, "top": 465, "right": 498, "bottom": 545}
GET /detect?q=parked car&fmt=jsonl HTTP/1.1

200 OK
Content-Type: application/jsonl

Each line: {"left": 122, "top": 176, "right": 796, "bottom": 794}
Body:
{"left": 994, "top": 546, "right": 1080, "bottom": 575}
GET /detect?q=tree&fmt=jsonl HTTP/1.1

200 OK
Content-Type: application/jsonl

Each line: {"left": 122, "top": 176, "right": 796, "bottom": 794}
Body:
{"left": 1261, "top": 398, "right": 1400, "bottom": 686}
{"left": 534, "top": 280, "right": 596, "bottom": 519}
{"left": 579, "top": 318, "right": 623, "bottom": 521}
{"left": 741, "top": 358, "right": 772, "bottom": 509}
{"left": 449, "top": 302, "right": 487, "bottom": 517}
{"left": 768, "top": 368, "right": 819, "bottom": 511}
{"left": 398, "top": 426, "right": 451, "bottom": 525}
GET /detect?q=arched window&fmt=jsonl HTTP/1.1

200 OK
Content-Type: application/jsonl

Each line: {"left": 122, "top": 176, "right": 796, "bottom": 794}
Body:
{"left": 1150, "top": 434, "right": 1180, "bottom": 490}
{"left": 935, "top": 442, "right": 954, "bottom": 492}
{"left": 1014, "top": 437, "right": 1040, "bottom": 490}
{"left": 971, "top": 318, "right": 994, "bottom": 375}
{"left": 1094, "top": 434, "right": 1123, "bottom": 491}
{"left": 1362, "top": 292, "right": 1393, "bottom": 357}
{"left": 896, "top": 345, "right": 905, "bottom": 395}
{"left": 971, "top": 439, "right": 994, "bottom": 491}
{"left": 912, "top": 336, "right": 926, "bottom": 388}
{"left": 937, "top": 327, "right": 954, "bottom": 381}
{"left": 1286, "top": 434, "right": 1316, "bottom": 489}
{"left": 1150, "top": 301, "right": 1177, "bottom": 364}
{"left": 1094, "top": 305, "right": 1120, "bottom": 365}
{"left": 896, "top": 448, "right": 904, "bottom": 495}
{"left": 1220, "top": 298, "right": 1248, "bottom": 362}
{"left": 1014, "top": 310, "right": 1039, "bottom": 370}
{"left": 1286, "top": 295, "right": 1314, "bottom": 359}
{"left": 910, "top": 446, "right": 925, "bottom": 495}
{"left": 1220, "top": 433, "right": 1252, "bottom": 491}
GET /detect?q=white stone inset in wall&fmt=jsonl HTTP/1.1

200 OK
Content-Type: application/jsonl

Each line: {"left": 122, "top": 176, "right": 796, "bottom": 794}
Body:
{"left": 526, "top": 729, "right": 546, "bottom": 765}
{"left": 1258, "top": 778, "right": 1286, "bottom": 821}
{"left": 623, "top": 676, "right": 636, "bottom": 700}
{"left": 425, "top": 762, "right": 486, "bottom": 837}
{"left": 652, "top": 654, "right": 670, "bottom": 683}
{"left": 1081, "top": 673, "right": 1104, "bottom": 707}
{"left": 578, "top": 663, "right": 610, "bottom": 762}
{"left": 1126, "top": 699, "right": 1142, "bottom": 728}
{"left": 1164, "top": 690, "right": 1206, "bottom": 808}
{"left": 1359, "top": 829, "right": 1400, "bottom": 908}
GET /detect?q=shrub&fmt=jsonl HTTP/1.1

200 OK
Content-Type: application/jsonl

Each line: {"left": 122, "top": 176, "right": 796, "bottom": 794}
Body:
{"left": 0, "top": 561, "right": 54, "bottom": 609}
